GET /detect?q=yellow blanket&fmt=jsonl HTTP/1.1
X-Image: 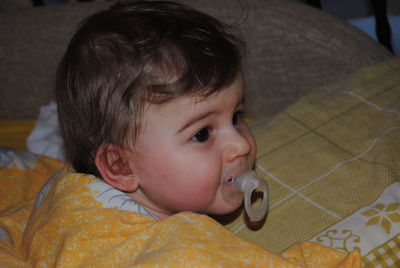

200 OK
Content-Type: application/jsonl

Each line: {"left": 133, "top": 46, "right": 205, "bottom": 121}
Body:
{"left": 0, "top": 149, "right": 359, "bottom": 267}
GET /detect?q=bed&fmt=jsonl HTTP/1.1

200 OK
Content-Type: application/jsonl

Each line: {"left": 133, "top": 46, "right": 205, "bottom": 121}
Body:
{"left": 1, "top": 0, "right": 398, "bottom": 266}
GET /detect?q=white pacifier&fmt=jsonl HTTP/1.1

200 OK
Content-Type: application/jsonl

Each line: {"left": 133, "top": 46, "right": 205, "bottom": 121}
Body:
{"left": 221, "top": 170, "right": 269, "bottom": 222}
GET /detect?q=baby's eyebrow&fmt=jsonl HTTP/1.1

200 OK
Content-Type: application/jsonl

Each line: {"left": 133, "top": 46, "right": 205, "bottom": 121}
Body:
{"left": 177, "top": 110, "right": 217, "bottom": 134}
{"left": 177, "top": 88, "right": 245, "bottom": 134}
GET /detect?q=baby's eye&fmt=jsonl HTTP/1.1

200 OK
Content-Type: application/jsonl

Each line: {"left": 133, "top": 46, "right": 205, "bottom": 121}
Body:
{"left": 232, "top": 111, "right": 243, "bottom": 126}
{"left": 191, "top": 127, "right": 211, "bottom": 143}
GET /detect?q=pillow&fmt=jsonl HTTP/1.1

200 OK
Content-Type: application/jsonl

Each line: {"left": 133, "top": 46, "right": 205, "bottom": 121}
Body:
{"left": 26, "top": 101, "right": 66, "bottom": 160}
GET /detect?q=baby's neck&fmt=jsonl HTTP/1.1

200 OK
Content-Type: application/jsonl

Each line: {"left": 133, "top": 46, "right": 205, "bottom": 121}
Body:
{"left": 147, "top": 209, "right": 170, "bottom": 220}
{"left": 126, "top": 190, "right": 172, "bottom": 220}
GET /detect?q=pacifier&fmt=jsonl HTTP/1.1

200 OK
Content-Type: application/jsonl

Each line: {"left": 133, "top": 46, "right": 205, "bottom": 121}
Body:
{"left": 221, "top": 170, "right": 269, "bottom": 222}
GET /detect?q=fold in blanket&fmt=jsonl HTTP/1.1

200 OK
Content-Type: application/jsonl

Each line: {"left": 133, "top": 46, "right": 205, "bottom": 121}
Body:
{"left": 0, "top": 149, "right": 360, "bottom": 267}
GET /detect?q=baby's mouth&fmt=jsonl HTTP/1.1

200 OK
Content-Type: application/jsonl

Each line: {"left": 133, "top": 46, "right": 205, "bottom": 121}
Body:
{"left": 221, "top": 158, "right": 256, "bottom": 185}
{"left": 220, "top": 174, "right": 244, "bottom": 208}
{"left": 221, "top": 174, "right": 239, "bottom": 187}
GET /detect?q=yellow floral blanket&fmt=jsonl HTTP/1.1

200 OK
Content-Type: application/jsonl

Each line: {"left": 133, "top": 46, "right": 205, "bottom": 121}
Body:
{"left": 0, "top": 150, "right": 359, "bottom": 267}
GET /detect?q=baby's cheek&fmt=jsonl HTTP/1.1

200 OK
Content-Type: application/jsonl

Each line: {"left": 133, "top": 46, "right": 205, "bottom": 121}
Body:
{"left": 183, "top": 162, "right": 220, "bottom": 192}
{"left": 196, "top": 158, "right": 221, "bottom": 180}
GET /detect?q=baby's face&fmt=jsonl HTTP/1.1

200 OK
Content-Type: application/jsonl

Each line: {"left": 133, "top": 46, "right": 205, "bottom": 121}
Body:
{"left": 126, "top": 73, "right": 256, "bottom": 219}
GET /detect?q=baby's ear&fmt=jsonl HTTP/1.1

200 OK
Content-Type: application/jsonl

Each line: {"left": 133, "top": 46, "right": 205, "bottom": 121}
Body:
{"left": 95, "top": 144, "right": 138, "bottom": 192}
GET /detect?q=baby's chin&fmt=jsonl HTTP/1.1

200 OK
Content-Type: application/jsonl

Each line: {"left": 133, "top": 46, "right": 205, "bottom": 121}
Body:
{"left": 203, "top": 199, "right": 243, "bottom": 216}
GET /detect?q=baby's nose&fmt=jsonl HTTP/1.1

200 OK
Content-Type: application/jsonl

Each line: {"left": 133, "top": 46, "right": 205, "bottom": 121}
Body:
{"left": 223, "top": 130, "right": 252, "bottom": 163}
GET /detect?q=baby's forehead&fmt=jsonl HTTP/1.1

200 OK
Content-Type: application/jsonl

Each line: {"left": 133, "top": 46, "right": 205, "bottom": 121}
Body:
{"left": 144, "top": 76, "right": 244, "bottom": 116}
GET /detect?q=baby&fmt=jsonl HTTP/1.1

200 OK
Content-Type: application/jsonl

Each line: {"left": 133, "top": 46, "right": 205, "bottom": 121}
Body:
{"left": 21, "top": 1, "right": 360, "bottom": 265}
{"left": 56, "top": 0, "right": 256, "bottom": 220}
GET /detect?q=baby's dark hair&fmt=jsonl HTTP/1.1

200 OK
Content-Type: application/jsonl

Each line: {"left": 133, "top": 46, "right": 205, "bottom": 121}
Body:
{"left": 56, "top": 0, "right": 245, "bottom": 176}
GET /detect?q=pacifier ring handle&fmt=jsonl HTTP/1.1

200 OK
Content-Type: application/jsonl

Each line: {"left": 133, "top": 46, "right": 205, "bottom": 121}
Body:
{"left": 233, "top": 170, "right": 269, "bottom": 222}
{"left": 243, "top": 178, "right": 269, "bottom": 222}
